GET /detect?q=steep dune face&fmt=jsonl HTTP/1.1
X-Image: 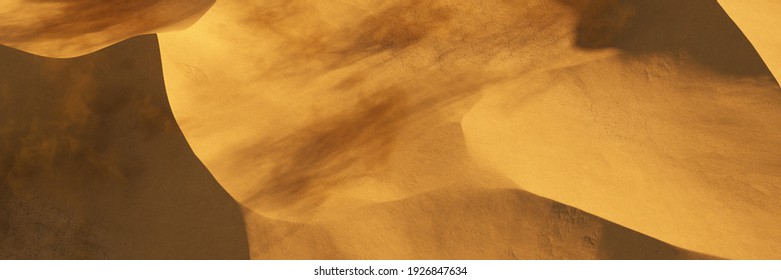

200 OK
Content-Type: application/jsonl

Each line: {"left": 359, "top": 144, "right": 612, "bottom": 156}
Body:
{"left": 463, "top": 58, "right": 781, "bottom": 259}
{"left": 158, "top": 0, "right": 613, "bottom": 220}
{"left": 0, "top": 35, "right": 248, "bottom": 259}
{"left": 718, "top": 0, "right": 781, "bottom": 82}
{"left": 462, "top": 0, "right": 781, "bottom": 259}
{"left": 162, "top": 0, "right": 598, "bottom": 214}
{"left": 0, "top": 0, "right": 214, "bottom": 58}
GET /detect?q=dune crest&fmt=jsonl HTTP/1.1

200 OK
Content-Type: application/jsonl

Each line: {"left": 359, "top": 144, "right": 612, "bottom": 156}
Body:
{"left": 2, "top": 0, "right": 780, "bottom": 259}
{"left": 461, "top": 0, "right": 781, "bottom": 259}
{"left": 0, "top": 0, "right": 214, "bottom": 58}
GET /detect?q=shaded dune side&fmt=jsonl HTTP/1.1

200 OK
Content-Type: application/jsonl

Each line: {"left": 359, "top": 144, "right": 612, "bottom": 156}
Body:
{"left": 0, "top": 35, "right": 248, "bottom": 259}
{"left": 718, "top": 0, "right": 781, "bottom": 83}
{"left": 244, "top": 187, "right": 713, "bottom": 259}
{"left": 560, "top": 0, "right": 776, "bottom": 79}
{"left": 0, "top": 0, "right": 214, "bottom": 58}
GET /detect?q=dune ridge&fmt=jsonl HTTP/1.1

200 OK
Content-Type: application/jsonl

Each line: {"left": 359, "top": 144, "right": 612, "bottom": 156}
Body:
{"left": 1, "top": 0, "right": 780, "bottom": 259}
{"left": 718, "top": 0, "right": 781, "bottom": 83}
{"left": 0, "top": 0, "right": 215, "bottom": 58}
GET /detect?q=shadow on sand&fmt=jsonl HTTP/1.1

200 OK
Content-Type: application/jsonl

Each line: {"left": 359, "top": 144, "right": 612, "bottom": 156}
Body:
{"left": 0, "top": 35, "right": 248, "bottom": 259}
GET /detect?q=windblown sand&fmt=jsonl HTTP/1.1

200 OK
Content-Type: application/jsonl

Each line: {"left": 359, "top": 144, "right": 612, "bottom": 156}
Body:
{"left": 1, "top": 0, "right": 780, "bottom": 259}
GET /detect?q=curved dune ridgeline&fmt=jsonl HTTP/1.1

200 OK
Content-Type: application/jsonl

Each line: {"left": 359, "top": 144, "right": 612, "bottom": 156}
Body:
{"left": 0, "top": 0, "right": 215, "bottom": 58}
{"left": 1, "top": 0, "right": 781, "bottom": 259}
{"left": 718, "top": 0, "right": 781, "bottom": 83}
{"left": 461, "top": 0, "right": 781, "bottom": 259}
{"left": 0, "top": 35, "right": 248, "bottom": 259}
{"left": 244, "top": 187, "right": 713, "bottom": 259}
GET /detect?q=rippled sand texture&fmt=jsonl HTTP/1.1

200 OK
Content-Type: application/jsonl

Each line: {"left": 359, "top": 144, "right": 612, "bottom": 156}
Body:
{"left": 2, "top": 0, "right": 781, "bottom": 259}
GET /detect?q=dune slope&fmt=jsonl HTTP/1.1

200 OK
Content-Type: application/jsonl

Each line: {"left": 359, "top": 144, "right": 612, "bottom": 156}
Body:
{"left": 1, "top": 0, "right": 779, "bottom": 259}
{"left": 462, "top": 0, "right": 781, "bottom": 259}
{"left": 157, "top": 0, "right": 780, "bottom": 259}
{"left": 245, "top": 187, "right": 712, "bottom": 259}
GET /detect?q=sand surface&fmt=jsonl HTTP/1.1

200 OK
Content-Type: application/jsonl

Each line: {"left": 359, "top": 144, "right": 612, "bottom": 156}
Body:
{"left": 0, "top": 0, "right": 214, "bottom": 58}
{"left": 2, "top": 0, "right": 780, "bottom": 259}
{"left": 719, "top": 0, "right": 781, "bottom": 81}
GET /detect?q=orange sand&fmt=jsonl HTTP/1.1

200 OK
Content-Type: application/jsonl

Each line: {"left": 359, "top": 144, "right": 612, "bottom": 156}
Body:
{"left": 1, "top": 0, "right": 780, "bottom": 259}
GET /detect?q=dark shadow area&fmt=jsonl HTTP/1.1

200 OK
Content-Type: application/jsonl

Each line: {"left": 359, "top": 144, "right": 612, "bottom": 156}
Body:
{"left": 0, "top": 35, "right": 249, "bottom": 259}
{"left": 559, "top": 0, "right": 776, "bottom": 79}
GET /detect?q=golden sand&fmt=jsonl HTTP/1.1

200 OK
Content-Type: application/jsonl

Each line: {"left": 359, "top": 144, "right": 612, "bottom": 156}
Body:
{"left": 1, "top": 0, "right": 779, "bottom": 259}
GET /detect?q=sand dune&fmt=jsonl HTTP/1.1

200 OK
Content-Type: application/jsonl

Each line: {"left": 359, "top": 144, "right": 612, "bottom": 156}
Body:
{"left": 156, "top": 0, "right": 781, "bottom": 259}
{"left": 463, "top": 56, "right": 781, "bottom": 259}
{"left": 461, "top": 0, "right": 781, "bottom": 259}
{"left": 1, "top": 0, "right": 780, "bottom": 259}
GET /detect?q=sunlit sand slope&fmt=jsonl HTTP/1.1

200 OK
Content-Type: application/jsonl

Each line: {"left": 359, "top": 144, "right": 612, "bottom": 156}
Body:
{"left": 244, "top": 187, "right": 711, "bottom": 259}
{"left": 0, "top": 0, "right": 214, "bottom": 58}
{"left": 2, "top": 0, "right": 778, "bottom": 259}
{"left": 462, "top": 0, "right": 781, "bottom": 259}
{"left": 0, "top": 35, "right": 248, "bottom": 259}
{"left": 157, "top": 0, "right": 779, "bottom": 259}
